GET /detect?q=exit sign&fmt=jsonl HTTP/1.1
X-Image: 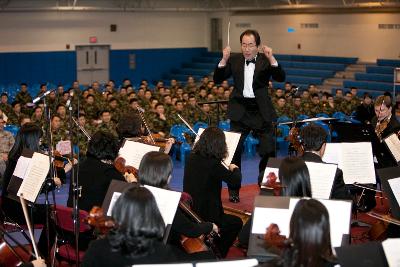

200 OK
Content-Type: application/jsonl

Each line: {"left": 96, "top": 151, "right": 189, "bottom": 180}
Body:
{"left": 89, "top": 36, "right": 98, "bottom": 43}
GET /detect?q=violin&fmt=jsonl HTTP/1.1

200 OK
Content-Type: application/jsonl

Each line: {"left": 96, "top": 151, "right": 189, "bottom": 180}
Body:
{"left": 178, "top": 200, "right": 222, "bottom": 258}
{"left": 375, "top": 116, "right": 390, "bottom": 142}
{"left": 261, "top": 172, "right": 284, "bottom": 196}
{"left": 86, "top": 206, "right": 115, "bottom": 237}
{"left": 264, "top": 223, "right": 288, "bottom": 248}
{"left": 114, "top": 156, "right": 138, "bottom": 183}
{"left": 288, "top": 126, "right": 304, "bottom": 156}
{"left": 0, "top": 237, "right": 32, "bottom": 267}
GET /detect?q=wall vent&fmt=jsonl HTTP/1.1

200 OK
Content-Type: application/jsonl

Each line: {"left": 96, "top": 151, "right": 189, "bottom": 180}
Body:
{"left": 300, "top": 23, "right": 319, "bottom": 29}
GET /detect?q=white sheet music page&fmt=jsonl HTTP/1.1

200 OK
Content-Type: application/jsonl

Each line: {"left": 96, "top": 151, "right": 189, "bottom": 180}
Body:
{"left": 119, "top": 140, "right": 160, "bottom": 169}
{"left": 251, "top": 207, "right": 291, "bottom": 236}
{"left": 384, "top": 134, "right": 400, "bottom": 163}
{"left": 107, "top": 192, "right": 122, "bottom": 216}
{"left": 322, "top": 143, "right": 341, "bottom": 165}
{"left": 144, "top": 185, "right": 181, "bottom": 226}
{"left": 388, "top": 177, "right": 400, "bottom": 207}
{"left": 196, "top": 258, "right": 259, "bottom": 267}
{"left": 305, "top": 162, "right": 337, "bottom": 199}
{"left": 289, "top": 198, "right": 351, "bottom": 248}
{"left": 196, "top": 128, "right": 241, "bottom": 169}
{"left": 339, "top": 142, "right": 376, "bottom": 184}
{"left": 382, "top": 238, "right": 400, "bottom": 267}
{"left": 12, "top": 156, "right": 32, "bottom": 179}
{"left": 17, "top": 152, "right": 50, "bottom": 202}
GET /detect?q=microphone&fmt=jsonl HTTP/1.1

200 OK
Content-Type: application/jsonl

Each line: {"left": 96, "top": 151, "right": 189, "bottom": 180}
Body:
{"left": 66, "top": 91, "right": 75, "bottom": 108}
{"left": 32, "top": 89, "right": 56, "bottom": 104}
{"left": 289, "top": 86, "right": 299, "bottom": 97}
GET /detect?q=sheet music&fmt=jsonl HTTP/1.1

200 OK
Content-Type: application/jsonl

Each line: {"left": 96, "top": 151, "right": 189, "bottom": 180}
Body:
{"left": 382, "top": 238, "right": 400, "bottom": 267}
{"left": 119, "top": 140, "right": 161, "bottom": 169}
{"left": 56, "top": 140, "right": 71, "bottom": 155}
{"left": 305, "top": 162, "right": 337, "bottom": 199}
{"left": 196, "top": 258, "right": 258, "bottom": 267}
{"left": 289, "top": 198, "right": 351, "bottom": 248}
{"left": 388, "top": 177, "right": 400, "bottom": 207}
{"left": 261, "top": 167, "right": 280, "bottom": 185}
{"left": 384, "top": 134, "right": 400, "bottom": 163}
{"left": 17, "top": 152, "right": 50, "bottom": 203}
{"left": 12, "top": 156, "right": 31, "bottom": 179}
{"left": 197, "top": 128, "right": 241, "bottom": 168}
{"left": 251, "top": 207, "right": 291, "bottom": 236}
{"left": 339, "top": 142, "right": 376, "bottom": 184}
{"left": 144, "top": 185, "right": 181, "bottom": 226}
{"left": 322, "top": 143, "right": 341, "bottom": 165}
{"left": 107, "top": 191, "right": 122, "bottom": 216}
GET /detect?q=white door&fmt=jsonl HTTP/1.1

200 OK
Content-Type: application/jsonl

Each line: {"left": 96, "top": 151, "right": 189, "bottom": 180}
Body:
{"left": 76, "top": 45, "right": 110, "bottom": 85}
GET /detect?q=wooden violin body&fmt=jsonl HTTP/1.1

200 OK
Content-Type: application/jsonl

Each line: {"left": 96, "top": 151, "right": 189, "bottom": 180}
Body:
{"left": 86, "top": 206, "right": 115, "bottom": 237}
{"left": 288, "top": 126, "right": 304, "bottom": 156}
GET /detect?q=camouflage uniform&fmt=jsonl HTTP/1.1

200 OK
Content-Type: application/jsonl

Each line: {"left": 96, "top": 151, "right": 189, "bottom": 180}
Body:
{"left": 15, "top": 91, "right": 33, "bottom": 106}
{"left": 148, "top": 112, "right": 169, "bottom": 135}
{"left": 96, "top": 121, "right": 118, "bottom": 137}
{"left": 309, "top": 103, "right": 322, "bottom": 117}
{"left": 0, "top": 103, "right": 13, "bottom": 117}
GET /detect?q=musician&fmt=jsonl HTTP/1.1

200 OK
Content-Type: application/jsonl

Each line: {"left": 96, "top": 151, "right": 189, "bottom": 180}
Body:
{"left": 138, "top": 151, "right": 217, "bottom": 259}
{"left": 238, "top": 157, "right": 312, "bottom": 248}
{"left": 270, "top": 199, "right": 337, "bottom": 267}
{"left": 82, "top": 186, "right": 188, "bottom": 267}
{"left": 300, "top": 123, "right": 351, "bottom": 200}
{"left": 371, "top": 95, "right": 400, "bottom": 169}
{"left": 213, "top": 29, "right": 286, "bottom": 202}
{"left": 67, "top": 130, "right": 125, "bottom": 212}
{"left": 183, "top": 127, "right": 242, "bottom": 257}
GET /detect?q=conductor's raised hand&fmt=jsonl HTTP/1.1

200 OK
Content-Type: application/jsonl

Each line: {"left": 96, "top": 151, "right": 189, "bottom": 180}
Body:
{"left": 261, "top": 45, "right": 278, "bottom": 65}
{"left": 221, "top": 46, "right": 231, "bottom": 64}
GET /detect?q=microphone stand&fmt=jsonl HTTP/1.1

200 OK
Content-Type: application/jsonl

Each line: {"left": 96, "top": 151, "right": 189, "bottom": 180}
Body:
{"left": 67, "top": 94, "right": 81, "bottom": 267}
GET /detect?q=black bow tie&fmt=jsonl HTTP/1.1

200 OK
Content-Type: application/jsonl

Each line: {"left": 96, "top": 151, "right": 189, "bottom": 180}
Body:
{"left": 246, "top": 58, "right": 256, "bottom": 65}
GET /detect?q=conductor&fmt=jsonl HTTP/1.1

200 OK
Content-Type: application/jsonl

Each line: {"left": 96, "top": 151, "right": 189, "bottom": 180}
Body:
{"left": 213, "top": 29, "right": 286, "bottom": 202}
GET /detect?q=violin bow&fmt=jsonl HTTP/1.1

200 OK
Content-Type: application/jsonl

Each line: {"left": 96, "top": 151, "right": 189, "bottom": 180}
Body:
{"left": 19, "top": 196, "right": 40, "bottom": 259}
{"left": 136, "top": 107, "right": 155, "bottom": 145}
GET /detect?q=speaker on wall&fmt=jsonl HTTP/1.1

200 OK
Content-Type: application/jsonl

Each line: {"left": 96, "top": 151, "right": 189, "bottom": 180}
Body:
{"left": 110, "top": 24, "right": 117, "bottom": 32}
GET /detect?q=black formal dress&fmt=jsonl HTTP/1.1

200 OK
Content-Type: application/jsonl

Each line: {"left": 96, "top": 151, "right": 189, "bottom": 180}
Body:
{"left": 82, "top": 237, "right": 189, "bottom": 267}
{"left": 67, "top": 156, "right": 125, "bottom": 212}
{"left": 183, "top": 153, "right": 243, "bottom": 257}
{"left": 302, "top": 152, "right": 351, "bottom": 200}
{"left": 213, "top": 52, "right": 286, "bottom": 187}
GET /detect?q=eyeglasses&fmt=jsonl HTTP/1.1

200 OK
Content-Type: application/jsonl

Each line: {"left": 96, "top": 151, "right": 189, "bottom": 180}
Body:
{"left": 241, "top": 43, "right": 257, "bottom": 49}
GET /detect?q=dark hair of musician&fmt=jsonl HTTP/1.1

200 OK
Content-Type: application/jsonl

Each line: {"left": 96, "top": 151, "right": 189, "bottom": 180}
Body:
{"left": 279, "top": 157, "right": 311, "bottom": 197}
{"left": 108, "top": 186, "right": 165, "bottom": 259}
{"left": 284, "top": 199, "right": 334, "bottom": 267}
{"left": 193, "top": 127, "right": 227, "bottom": 160}
{"left": 240, "top": 29, "right": 261, "bottom": 46}
{"left": 8, "top": 123, "right": 42, "bottom": 161}
{"left": 116, "top": 113, "right": 142, "bottom": 139}
{"left": 86, "top": 130, "right": 119, "bottom": 160}
{"left": 374, "top": 95, "right": 391, "bottom": 108}
{"left": 138, "top": 151, "right": 173, "bottom": 189}
{"left": 300, "top": 123, "right": 327, "bottom": 152}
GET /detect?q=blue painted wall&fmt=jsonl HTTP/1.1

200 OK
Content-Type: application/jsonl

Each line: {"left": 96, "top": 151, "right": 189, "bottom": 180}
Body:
{"left": 0, "top": 47, "right": 207, "bottom": 88}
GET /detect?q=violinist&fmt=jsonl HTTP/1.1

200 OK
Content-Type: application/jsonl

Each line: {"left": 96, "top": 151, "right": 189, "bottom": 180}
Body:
{"left": 371, "top": 95, "right": 400, "bottom": 169}
{"left": 82, "top": 186, "right": 188, "bottom": 267}
{"left": 261, "top": 199, "right": 337, "bottom": 267}
{"left": 137, "top": 151, "right": 217, "bottom": 259}
{"left": 183, "top": 127, "right": 242, "bottom": 258}
{"left": 238, "top": 157, "right": 312, "bottom": 248}
{"left": 66, "top": 130, "right": 125, "bottom": 212}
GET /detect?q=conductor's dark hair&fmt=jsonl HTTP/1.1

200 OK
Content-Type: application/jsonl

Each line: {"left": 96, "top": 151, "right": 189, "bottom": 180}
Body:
{"left": 86, "top": 130, "right": 119, "bottom": 160}
{"left": 193, "top": 127, "right": 227, "bottom": 160}
{"left": 108, "top": 186, "right": 165, "bottom": 259}
{"left": 8, "top": 123, "right": 42, "bottom": 161}
{"left": 116, "top": 113, "right": 142, "bottom": 139}
{"left": 284, "top": 199, "right": 333, "bottom": 267}
{"left": 279, "top": 157, "right": 311, "bottom": 197}
{"left": 300, "top": 123, "right": 327, "bottom": 152}
{"left": 240, "top": 29, "right": 261, "bottom": 46}
{"left": 138, "top": 151, "right": 173, "bottom": 189}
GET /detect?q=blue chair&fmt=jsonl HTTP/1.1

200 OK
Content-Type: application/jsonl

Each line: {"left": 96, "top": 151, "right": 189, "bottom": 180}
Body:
{"left": 170, "top": 124, "right": 190, "bottom": 143}
{"left": 243, "top": 133, "right": 259, "bottom": 157}
{"left": 4, "top": 124, "right": 20, "bottom": 137}
{"left": 179, "top": 141, "right": 192, "bottom": 166}
{"left": 277, "top": 115, "right": 291, "bottom": 124}
{"left": 218, "top": 120, "right": 230, "bottom": 131}
{"left": 193, "top": 121, "right": 208, "bottom": 134}
{"left": 332, "top": 111, "right": 347, "bottom": 122}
